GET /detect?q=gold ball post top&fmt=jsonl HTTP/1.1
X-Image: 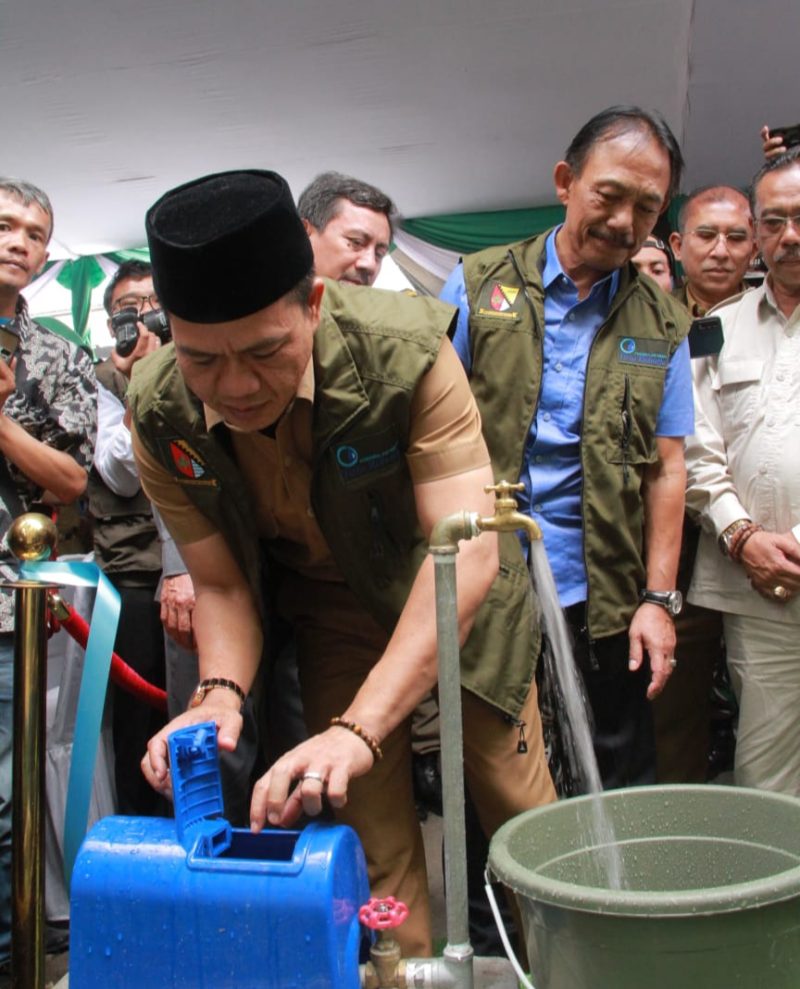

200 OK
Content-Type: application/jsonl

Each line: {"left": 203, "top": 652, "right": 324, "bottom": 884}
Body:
{"left": 7, "top": 513, "right": 58, "bottom": 562}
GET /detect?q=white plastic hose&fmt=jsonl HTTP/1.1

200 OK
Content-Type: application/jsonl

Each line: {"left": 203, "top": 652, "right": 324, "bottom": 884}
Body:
{"left": 483, "top": 869, "right": 536, "bottom": 989}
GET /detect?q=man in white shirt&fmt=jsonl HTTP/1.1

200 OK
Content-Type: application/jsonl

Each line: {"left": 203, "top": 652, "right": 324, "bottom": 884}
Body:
{"left": 685, "top": 148, "right": 800, "bottom": 795}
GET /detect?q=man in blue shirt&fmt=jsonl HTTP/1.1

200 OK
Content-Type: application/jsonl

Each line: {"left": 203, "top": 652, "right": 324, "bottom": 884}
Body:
{"left": 441, "top": 106, "right": 694, "bottom": 790}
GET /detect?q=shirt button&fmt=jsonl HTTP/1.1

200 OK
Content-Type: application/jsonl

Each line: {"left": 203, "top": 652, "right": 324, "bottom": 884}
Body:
{"left": 766, "top": 418, "right": 774, "bottom": 427}
{"left": 555, "top": 362, "right": 563, "bottom": 372}
{"left": 542, "top": 412, "right": 551, "bottom": 422}
{"left": 534, "top": 455, "right": 544, "bottom": 464}
{"left": 568, "top": 313, "right": 576, "bottom": 322}
{"left": 776, "top": 372, "right": 784, "bottom": 382}
{"left": 759, "top": 465, "right": 768, "bottom": 475}
{"left": 533, "top": 503, "right": 544, "bottom": 513}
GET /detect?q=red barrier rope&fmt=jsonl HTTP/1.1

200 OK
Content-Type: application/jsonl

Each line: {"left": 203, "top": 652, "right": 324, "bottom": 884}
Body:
{"left": 48, "top": 592, "right": 168, "bottom": 714}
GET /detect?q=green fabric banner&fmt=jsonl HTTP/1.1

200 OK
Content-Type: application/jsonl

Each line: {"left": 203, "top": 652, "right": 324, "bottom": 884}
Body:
{"left": 402, "top": 205, "right": 566, "bottom": 254}
{"left": 42, "top": 248, "right": 151, "bottom": 346}
{"left": 401, "top": 195, "right": 687, "bottom": 256}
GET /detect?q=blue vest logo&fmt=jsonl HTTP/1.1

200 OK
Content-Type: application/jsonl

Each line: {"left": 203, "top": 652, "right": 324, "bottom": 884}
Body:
{"left": 336, "top": 445, "right": 359, "bottom": 468}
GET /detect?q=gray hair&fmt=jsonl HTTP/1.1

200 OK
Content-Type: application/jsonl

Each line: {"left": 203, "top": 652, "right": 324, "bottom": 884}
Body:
{"left": 297, "top": 171, "right": 394, "bottom": 236}
{"left": 0, "top": 178, "right": 54, "bottom": 240}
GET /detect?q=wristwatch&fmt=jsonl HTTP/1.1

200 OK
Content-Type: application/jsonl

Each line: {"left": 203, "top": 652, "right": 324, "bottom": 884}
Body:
{"left": 639, "top": 589, "right": 683, "bottom": 616}
{"left": 188, "top": 677, "right": 246, "bottom": 711}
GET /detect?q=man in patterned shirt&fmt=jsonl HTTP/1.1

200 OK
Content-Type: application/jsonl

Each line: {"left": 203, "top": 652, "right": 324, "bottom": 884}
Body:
{"left": 0, "top": 178, "right": 96, "bottom": 971}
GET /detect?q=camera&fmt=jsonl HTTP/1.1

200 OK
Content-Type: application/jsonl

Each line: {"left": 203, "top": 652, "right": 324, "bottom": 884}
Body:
{"left": 111, "top": 306, "right": 171, "bottom": 357}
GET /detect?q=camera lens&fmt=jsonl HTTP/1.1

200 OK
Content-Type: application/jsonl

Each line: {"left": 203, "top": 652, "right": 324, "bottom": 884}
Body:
{"left": 110, "top": 306, "right": 140, "bottom": 357}
{"left": 141, "top": 308, "right": 171, "bottom": 342}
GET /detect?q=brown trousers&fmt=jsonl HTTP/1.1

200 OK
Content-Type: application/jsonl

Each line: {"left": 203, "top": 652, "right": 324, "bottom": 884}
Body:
{"left": 277, "top": 573, "right": 556, "bottom": 957}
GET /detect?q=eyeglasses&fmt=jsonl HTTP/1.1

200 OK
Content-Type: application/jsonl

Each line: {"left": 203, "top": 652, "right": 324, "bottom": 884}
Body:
{"left": 688, "top": 227, "right": 752, "bottom": 247}
{"left": 756, "top": 214, "right": 800, "bottom": 237}
{"left": 111, "top": 293, "right": 159, "bottom": 314}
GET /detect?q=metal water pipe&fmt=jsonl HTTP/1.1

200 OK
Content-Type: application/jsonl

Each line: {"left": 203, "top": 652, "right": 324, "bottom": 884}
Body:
{"left": 361, "top": 483, "right": 536, "bottom": 989}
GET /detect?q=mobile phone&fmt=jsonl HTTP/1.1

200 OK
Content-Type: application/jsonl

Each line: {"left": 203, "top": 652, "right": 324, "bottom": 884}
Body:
{"left": 688, "top": 316, "right": 724, "bottom": 359}
{"left": 769, "top": 123, "right": 800, "bottom": 150}
{"left": 0, "top": 326, "right": 19, "bottom": 364}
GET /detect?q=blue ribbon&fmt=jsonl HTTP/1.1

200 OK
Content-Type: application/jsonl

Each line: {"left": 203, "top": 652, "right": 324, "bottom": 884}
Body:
{"left": 20, "top": 560, "right": 120, "bottom": 885}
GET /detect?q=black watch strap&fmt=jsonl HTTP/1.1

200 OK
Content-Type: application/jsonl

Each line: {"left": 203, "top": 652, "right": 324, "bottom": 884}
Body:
{"left": 639, "top": 589, "right": 683, "bottom": 616}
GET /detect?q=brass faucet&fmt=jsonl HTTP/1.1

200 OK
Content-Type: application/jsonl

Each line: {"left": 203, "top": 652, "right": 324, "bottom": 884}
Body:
{"left": 476, "top": 480, "right": 542, "bottom": 542}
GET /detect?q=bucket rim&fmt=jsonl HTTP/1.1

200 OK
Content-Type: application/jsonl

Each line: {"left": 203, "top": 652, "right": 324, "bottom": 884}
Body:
{"left": 488, "top": 784, "right": 800, "bottom": 917}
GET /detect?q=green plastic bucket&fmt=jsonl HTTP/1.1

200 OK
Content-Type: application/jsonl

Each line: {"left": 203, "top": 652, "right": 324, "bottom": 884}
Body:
{"left": 488, "top": 785, "right": 800, "bottom": 989}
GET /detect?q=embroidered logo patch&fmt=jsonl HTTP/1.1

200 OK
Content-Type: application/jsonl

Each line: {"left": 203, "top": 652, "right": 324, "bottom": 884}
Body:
{"left": 334, "top": 428, "right": 402, "bottom": 483}
{"left": 616, "top": 337, "right": 669, "bottom": 369}
{"left": 490, "top": 283, "right": 519, "bottom": 312}
{"left": 158, "top": 437, "right": 217, "bottom": 485}
{"left": 477, "top": 282, "right": 522, "bottom": 319}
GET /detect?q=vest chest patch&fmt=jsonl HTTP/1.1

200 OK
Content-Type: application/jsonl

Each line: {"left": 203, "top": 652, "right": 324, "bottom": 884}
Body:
{"left": 616, "top": 336, "right": 669, "bottom": 369}
{"left": 158, "top": 437, "right": 218, "bottom": 486}
{"left": 334, "top": 427, "right": 402, "bottom": 483}
{"left": 477, "top": 282, "right": 523, "bottom": 319}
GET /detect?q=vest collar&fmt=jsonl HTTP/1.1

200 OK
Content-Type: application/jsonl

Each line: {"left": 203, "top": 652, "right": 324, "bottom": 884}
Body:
{"left": 311, "top": 308, "right": 370, "bottom": 454}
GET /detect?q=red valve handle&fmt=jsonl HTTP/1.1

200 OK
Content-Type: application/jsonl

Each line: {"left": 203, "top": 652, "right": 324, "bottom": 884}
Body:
{"left": 358, "top": 896, "right": 409, "bottom": 930}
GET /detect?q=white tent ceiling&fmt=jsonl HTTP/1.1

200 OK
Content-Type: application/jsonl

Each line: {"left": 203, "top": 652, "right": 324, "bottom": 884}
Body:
{"left": 2, "top": 0, "right": 798, "bottom": 260}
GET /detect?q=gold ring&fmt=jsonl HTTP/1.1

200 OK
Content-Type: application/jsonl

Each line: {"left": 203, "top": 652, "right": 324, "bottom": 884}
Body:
{"left": 668, "top": 657, "right": 677, "bottom": 670}
{"left": 774, "top": 585, "right": 789, "bottom": 601}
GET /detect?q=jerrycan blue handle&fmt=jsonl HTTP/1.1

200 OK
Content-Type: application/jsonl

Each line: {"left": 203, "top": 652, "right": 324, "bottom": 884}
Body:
{"left": 168, "top": 721, "right": 231, "bottom": 854}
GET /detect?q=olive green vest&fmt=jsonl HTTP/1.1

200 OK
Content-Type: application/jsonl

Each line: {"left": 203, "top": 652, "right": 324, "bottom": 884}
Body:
{"left": 128, "top": 281, "right": 539, "bottom": 719}
{"left": 462, "top": 231, "right": 690, "bottom": 639}
{"left": 89, "top": 360, "right": 161, "bottom": 580}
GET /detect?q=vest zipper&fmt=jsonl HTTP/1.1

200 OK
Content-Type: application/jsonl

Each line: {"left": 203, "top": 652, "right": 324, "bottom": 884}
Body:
{"left": 578, "top": 275, "right": 638, "bottom": 643}
{"left": 367, "top": 491, "right": 388, "bottom": 561}
{"left": 621, "top": 373, "right": 632, "bottom": 485}
{"left": 507, "top": 249, "right": 540, "bottom": 338}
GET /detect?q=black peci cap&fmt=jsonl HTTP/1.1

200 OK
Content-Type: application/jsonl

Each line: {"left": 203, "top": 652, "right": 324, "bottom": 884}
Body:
{"left": 145, "top": 169, "right": 314, "bottom": 323}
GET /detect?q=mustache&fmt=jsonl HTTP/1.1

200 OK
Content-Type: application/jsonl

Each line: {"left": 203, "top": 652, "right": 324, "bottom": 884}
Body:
{"left": 775, "top": 247, "right": 800, "bottom": 262}
{"left": 589, "top": 226, "right": 635, "bottom": 249}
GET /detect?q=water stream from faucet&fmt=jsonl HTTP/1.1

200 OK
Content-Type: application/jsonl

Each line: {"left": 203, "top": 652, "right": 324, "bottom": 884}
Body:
{"left": 529, "top": 540, "right": 625, "bottom": 890}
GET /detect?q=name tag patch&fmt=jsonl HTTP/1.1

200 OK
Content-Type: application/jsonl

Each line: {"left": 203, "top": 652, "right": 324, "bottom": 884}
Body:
{"left": 335, "top": 428, "right": 402, "bottom": 483}
{"left": 616, "top": 337, "right": 669, "bottom": 369}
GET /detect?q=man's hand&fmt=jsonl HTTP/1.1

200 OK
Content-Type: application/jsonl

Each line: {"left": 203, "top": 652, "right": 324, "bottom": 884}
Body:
{"left": 761, "top": 125, "right": 787, "bottom": 161}
{"left": 141, "top": 696, "right": 243, "bottom": 798}
{"left": 249, "top": 725, "right": 376, "bottom": 831}
{"left": 740, "top": 529, "right": 800, "bottom": 602}
{"left": 161, "top": 572, "right": 196, "bottom": 650}
{"left": 111, "top": 326, "right": 159, "bottom": 378}
{"left": 628, "top": 602, "right": 677, "bottom": 700}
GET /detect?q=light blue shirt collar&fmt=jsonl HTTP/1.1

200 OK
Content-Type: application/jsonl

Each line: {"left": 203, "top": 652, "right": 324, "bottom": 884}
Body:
{"left": 542, "top": 226, "right": 620, "bottom": 305}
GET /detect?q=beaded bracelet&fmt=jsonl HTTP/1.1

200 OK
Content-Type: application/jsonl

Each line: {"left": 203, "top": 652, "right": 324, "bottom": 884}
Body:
{"left": 330, "top": 716, "right": 384, "bottom": 762}
{"left": 730, "top": 523, "right": 763, "bottom": 562}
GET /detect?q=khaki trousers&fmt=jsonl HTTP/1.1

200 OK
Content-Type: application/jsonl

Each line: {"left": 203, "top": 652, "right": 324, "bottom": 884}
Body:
{"left": 724, "top": 612, "right": 800, "bottom": 797}
{"left": 277, "top": 573, "right": 556, "bottom": 957}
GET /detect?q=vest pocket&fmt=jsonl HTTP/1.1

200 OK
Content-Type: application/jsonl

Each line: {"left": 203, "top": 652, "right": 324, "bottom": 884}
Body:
{"left": 604, "top": 370, "right": 661, "bottom": 469}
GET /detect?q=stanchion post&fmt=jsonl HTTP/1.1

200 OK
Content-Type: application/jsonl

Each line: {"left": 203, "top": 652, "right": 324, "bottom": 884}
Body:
{"left": 4, "top": 513, "right": 58, "bottom": 989}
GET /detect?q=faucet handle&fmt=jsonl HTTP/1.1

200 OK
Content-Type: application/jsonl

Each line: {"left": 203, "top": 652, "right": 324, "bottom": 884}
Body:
{"left": 484, "top": 479, "right": 524, "bottom": 512}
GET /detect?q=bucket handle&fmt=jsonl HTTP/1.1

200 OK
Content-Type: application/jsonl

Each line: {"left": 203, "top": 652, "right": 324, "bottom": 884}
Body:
{"left": 484, "top": 866, "right": 537, "bottom": 989}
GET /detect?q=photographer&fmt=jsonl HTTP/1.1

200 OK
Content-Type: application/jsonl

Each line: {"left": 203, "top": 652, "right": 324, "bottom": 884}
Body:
{"left": 89, "top": 260, "right": 172, "bottom": 815}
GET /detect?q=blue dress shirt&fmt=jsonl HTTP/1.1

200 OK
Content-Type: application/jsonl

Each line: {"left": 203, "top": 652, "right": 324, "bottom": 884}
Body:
{"left": 439, "top": 229, "right": 694, "bottom": 606}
